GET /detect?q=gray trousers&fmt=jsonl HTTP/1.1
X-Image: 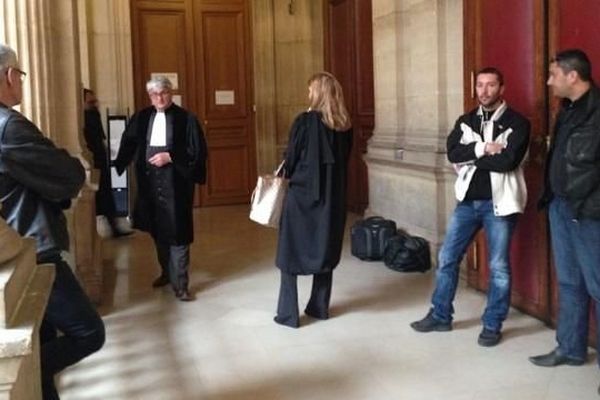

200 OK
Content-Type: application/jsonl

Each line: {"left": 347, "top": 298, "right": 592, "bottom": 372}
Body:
{"left": 155, "top": 239, "right": 190, "bottom": 291}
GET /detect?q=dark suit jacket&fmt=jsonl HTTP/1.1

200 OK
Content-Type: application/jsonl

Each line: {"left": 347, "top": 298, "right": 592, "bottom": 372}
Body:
{"left": 0, "top": 104, "right": 85, "bottom": 254}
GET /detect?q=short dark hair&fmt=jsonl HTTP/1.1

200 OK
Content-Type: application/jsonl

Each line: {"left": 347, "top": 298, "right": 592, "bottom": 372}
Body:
{"left": 476, "top": 67, "right": 504, "bottom": 86}
{"left": 551, "top": 49, "right": 592, "bottom": 82}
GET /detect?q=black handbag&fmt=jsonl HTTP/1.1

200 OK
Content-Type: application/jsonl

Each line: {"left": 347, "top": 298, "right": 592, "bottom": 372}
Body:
{"left": 383, "top": 231, "right": 431, "bottom": 273}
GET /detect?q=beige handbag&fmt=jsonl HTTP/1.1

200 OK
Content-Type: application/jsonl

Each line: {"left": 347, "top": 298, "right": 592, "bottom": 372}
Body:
{"left": 249, "top": 161, "right": 288, "bottom": 228}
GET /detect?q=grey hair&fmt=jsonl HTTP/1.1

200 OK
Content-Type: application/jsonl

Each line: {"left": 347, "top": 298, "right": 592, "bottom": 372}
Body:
{"left": 0, "top": 44, "right": 19, "bottom": 79}
{"left": 146, "top": 76, "right": 173, "bottom": 93}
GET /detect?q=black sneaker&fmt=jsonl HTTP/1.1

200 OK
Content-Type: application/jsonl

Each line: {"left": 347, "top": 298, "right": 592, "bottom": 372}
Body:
{"left": 410, "top": 309, "right": 452, "bottom": 332}
{"left": 478, "top": 328, "right": 502, "bottom": 347}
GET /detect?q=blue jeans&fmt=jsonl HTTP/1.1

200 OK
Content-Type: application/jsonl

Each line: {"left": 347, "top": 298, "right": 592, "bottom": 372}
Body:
{"left": 431, "top": 200, "right": 517, "bottom": 332}
{"left": 549, "top": 197, "right": 600, "bottom": 365}
{"left": 38, "top": 253, "right": 105, "bottom": 400}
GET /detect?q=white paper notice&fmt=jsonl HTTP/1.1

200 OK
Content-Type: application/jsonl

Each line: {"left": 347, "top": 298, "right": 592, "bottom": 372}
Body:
{"left": 172, "top": 95, "right": 182, "bottom": 106}
{"left": 215, "top": 90, "right": 235, "bottom": 105}
{"left": 150, "top": 72, "right": 179, "bottom": 90}
{"left": 108, "top": 119, "right": 127, "bottom": 160}
{"left": 110, "top": 166, "right": 127, "bottom": 188}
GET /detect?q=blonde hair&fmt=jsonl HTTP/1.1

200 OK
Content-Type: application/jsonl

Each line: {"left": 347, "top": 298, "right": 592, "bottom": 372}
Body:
{"left": 307, "top": 72, "right": 351, "bottom": 131}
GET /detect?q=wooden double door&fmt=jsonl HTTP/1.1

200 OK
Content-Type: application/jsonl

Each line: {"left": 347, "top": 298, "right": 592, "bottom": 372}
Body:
{"left": 464, "top": 0, "right": 600, "bottom": 326}
{"left": 130, "top": 0, "right": 256, "bottom": 206}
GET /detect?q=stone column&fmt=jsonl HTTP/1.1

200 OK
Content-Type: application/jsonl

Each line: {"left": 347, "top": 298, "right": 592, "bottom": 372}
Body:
{"left": 252, "top": 0, "right": 278, "bottom": 174}
{"left": 273, "top": 0, "right": 324, "bottom": 158}
{"left": 79, "top": 0, "right": 135, "bottom": 119}
{"left": 1, "top": 0, "right": 103, "bottom": 303}
{"left": 252, "top": 0, "right": 324, "bottom": 173}
{"left": 367, "top": 0, "right": 463, "bottom": 249}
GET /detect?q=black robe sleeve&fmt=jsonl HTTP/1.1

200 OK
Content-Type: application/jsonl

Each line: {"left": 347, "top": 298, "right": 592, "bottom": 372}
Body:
{"left": 114, "top": 112, "right": 142, "bottom": 175}
{"left": 170, "top": 113, "right": 207, "bottom": 184}
{"left": 283, "top": 114, "right": 308, "bottom": 178}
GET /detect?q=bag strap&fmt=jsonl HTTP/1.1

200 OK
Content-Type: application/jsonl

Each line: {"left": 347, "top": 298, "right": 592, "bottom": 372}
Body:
{"left": 274, "top": 160, "right": 285, "bottom": 176}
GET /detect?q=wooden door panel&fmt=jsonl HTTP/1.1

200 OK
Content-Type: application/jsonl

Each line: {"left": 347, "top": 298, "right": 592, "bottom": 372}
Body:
{"left": 194, "top": 1, "right": 255, "bottom": 206}
{"left": 549, "top": 0, "right": 600, "bottom": 343}
{"left": 206, "top": 143, "right": 250, "bottom": 199}
{"left": 328, "top": 1, "right": 354, "bottom": 114}
{"left": 554, "top": 1, "right": 600, "bottom": 82}
{"left": 464, "top": 0, "right": 549, "bottom": 319}
{"left": 201, "top": 12, "right": 248, "bottom": 118}
{"left": 204, "top": 125, "right": 252, "bottom": 202}
{"left": 133, "top": 8, "right": 190, "bottom": 110}
{"left": 326, "top": 0, "right": 373, "bottom": 214}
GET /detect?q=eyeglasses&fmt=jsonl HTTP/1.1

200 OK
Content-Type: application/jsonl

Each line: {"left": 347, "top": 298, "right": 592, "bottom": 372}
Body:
{"left": 14, "top": 68, "right": 26, "bottom": 77}
{"left": 149, "top": 90, "right": 171, "bottom": 98}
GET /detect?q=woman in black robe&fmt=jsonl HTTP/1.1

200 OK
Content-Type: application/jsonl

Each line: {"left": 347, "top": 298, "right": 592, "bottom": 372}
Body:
{"left": 274, "top": 72, "right": 352, "bottom": 328}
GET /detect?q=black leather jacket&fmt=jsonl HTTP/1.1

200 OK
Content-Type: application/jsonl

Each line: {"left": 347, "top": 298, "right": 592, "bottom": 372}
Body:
{"left": 0, "top": 105, "right": 85, "bottom": 255}
{"left": 541, "top": 85, "right": 600, "bottom": 218}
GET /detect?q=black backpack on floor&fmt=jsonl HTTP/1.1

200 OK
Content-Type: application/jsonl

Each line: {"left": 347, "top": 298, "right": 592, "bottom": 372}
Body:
{"left": 383, "top": 232, "right": 431, "bottom": 273}
{"left": 350, "top": 216, "right": 397, "bottom": 261}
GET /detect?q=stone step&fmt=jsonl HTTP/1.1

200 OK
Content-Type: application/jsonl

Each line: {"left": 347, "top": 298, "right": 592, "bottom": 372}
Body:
{"left": 0, "top": 239, "right": 37, "bottom": 329}
{"left": 0, "top": 262, "right": 54, "bottom": 400}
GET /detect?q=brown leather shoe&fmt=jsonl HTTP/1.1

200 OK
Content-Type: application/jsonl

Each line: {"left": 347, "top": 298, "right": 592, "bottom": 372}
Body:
{"left": 176, "top": 289, "right": 194, "bottom": 302}
{"left": 152, "top": 275, "right": 170, "bottom": 288}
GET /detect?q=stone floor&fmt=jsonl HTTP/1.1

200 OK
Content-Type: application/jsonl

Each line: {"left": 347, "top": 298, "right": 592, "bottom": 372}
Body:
{"left": 60, "top": 205, "right": 599, "bottom": 400}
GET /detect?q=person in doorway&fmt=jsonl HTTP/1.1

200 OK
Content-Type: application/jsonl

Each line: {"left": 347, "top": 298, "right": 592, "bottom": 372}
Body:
{"left": 0, "top": 43, "right": 105, "bottom": 400}
{"left": 529, "top": 50, "right": 600, "bottom": 386}
{"left": 410, "top": 67, "right": 530, "bottom": 346}
{"left": 114, "top": 76, "right": 207, "bottom": 301}
{"left": 274, "top": 71, "right": 352, "bottom": 328}
{"left": 83, "top": 88, "right": 132, "bottom": 237}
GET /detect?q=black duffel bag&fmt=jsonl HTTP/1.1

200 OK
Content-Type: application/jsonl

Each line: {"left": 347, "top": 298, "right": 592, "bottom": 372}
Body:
{"left": 383, "top": 232, "right": 431, "bottom": 273}
{"left": 351, "top": 216, "right": 397, "bottom": 261}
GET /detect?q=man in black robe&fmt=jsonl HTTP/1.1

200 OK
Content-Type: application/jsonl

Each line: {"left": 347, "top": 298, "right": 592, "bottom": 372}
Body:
{"left": 114, "top": 76, "right": 207, "bottom": 301}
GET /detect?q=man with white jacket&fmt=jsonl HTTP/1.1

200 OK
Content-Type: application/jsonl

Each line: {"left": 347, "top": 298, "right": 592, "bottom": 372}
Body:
{"left": 410, "top": 67, "right": 530, "bottom": 347}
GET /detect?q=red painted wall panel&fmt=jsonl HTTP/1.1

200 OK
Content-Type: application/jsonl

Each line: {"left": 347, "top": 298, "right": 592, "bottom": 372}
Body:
{"left": 480, "top": 1, "right": 536, "bottom": 117}
{"left": 475, "top": 1, "right": 545, "bottom": 310}
{"left": 558, "top": 1, "right": 600, "bottom": 82}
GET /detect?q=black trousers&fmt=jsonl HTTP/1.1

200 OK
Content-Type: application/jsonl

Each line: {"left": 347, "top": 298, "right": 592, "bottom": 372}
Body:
{"left": 276, "top": 270, "right": 333, "bottom": 327}
{"left": 38, "top": 254, "right": 105, "bottom": 400}
{"left": 154, "top": 238, "right": 190, "bottom": 292}
{"left": 95, "top": 162, "right": 117, "bottom": 219}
